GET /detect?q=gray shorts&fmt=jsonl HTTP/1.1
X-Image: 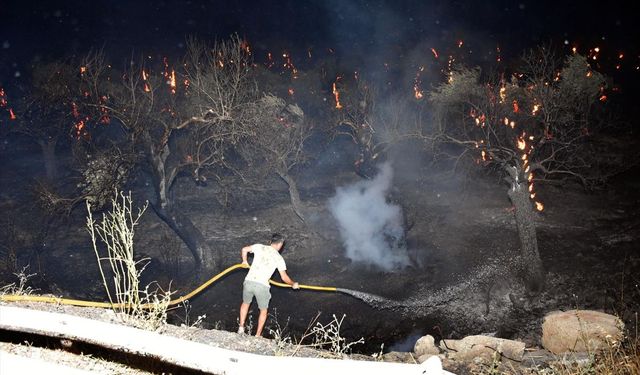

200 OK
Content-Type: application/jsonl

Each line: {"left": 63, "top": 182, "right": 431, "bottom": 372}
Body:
{"left": 242, "top": 280, "right": 271, "bottom": 309}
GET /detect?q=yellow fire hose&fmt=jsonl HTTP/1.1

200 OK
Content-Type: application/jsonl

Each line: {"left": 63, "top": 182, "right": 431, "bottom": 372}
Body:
{"left": 0, "top": 263, "right": 337, "bottom": 309}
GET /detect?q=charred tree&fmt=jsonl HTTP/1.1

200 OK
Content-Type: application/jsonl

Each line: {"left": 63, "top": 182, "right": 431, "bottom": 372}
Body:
{"left": 9, "top": 60, "right": 85, "bottom": 183}
{"left": 239, "top": 93, "right": 311, "bottom": 222}
{"left": 331, "top": 79, "right": 423, "bottom": 178}
{"left": 276, "top": 169, "right": 305, "bottom": 222}
{"left": 146, "top": 136, "right": 217, "bottom": 270}
{"left": 506, "top": 166, "right": 544, "bottom": 291}
{"left": 428, "top": 48, "right": 610, "bottom": 292}
{"left": 38, "top": 138, "right": 59, "bottom": 181}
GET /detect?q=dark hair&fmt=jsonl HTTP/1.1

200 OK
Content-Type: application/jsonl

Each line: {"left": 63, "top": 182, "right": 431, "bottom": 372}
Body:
{"left": 270, "top": 233, "right": 285, "bottom": 244}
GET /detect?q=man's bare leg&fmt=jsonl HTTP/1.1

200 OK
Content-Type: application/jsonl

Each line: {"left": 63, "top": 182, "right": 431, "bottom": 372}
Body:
{"left": 239, "top": 302, "right": 250, "bottom": 331}
{"left": 256, "top": 308, "right": 268, "bottom": 337}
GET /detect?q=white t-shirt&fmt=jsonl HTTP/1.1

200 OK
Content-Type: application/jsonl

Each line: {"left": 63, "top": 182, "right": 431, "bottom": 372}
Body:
{"left": 245, "top": 244, "right": 287, "bottom": 287}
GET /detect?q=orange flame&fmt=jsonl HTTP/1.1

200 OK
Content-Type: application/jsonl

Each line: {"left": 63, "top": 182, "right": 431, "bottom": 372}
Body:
{"left": 332, "top": 80, "right": 342, "bottom": 109}
{"left": 517, "top": 137, "right": 526, "bottom": 150}
{"left": 142, "top": 69, "right": 151, "bottom": 92}
{"left": 413, "top": 66, "right": 425, "bottom": 99}
{"left": 0, "top": 87, "right": 7, "bottom": 107}
{"left": 9, "top": 108, "right": 16, "bottom": 120}
{"left": 535, "top": 202, "right": 544, "bottom": 211}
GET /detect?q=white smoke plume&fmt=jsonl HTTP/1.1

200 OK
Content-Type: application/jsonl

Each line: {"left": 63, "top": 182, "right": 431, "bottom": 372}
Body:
{"left": 328, "top": 162, "right": 410, "bottom": 270}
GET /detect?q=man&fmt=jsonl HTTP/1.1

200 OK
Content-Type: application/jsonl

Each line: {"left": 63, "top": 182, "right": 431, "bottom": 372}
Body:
{"left": 238, "top": 233, "right": 299, "bottom": 337}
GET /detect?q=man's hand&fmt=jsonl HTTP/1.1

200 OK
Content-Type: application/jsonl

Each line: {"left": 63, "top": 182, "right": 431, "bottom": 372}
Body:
{"left": 241, "top": 261, "right": 250, "bottom": 268}
{"left": 292, "top": 282, "right": 300, "bottom": 290}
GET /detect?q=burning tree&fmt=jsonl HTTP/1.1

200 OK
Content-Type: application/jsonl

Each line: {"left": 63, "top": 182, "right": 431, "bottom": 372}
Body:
{"left": 7, "top": 60, "right": 85, "bottom": 181}
{"left": 331, "top": 78, "right": 423, "bottom": 178}
{"left": 240, "top": 93, "right": 310, "bottom": 221}
{"left": 69, "top": 50, "right": 213, "bottom": 269}
{"left": 75, "top": 36, "right": 264, "bottom": 270}
{"left": 427, "top": 48, "right": 608, "bottom": 291}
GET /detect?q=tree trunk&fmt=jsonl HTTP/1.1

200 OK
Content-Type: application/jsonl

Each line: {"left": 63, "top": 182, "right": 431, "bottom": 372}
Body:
{"left": 507, "top": 181, "right": 545, "bottom": 292}
{"left": 277, "top": 170, "right": 305, "bottom": 222}
{"left": 38, "top": 138, "right": 58, "bottom": 181}
{"left": 151, "top": 203, "right": 217, "bottom": 270}
{"left": 148, "top": 140, "right": 218, "bottom": 271}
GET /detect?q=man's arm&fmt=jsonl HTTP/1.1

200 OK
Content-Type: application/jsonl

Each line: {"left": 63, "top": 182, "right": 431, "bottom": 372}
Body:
{"left": 241, "top": 246, "right": 252, "bottom": 267}
{"left": 279, "top": 270, "right": 299, "bottom": 289}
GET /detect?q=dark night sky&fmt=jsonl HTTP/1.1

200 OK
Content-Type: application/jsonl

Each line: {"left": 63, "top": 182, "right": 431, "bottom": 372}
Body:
{"left": 1, "top": 0, "right": 638, "bottom": 86}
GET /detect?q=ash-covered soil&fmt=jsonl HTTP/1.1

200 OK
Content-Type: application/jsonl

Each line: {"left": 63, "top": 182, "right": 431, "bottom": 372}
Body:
{"left": 1, "top": 142, "right": 639, "bottom": 355}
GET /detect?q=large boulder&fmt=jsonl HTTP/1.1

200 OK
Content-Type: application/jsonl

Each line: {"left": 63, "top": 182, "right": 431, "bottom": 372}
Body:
{"left": 439, "top": 335, "right": 526, "bottom": 363}
{"left": 414, "top": 334, "right": 440, "bottom": 357}
{"left": 541, "top": 310, "right": 623, "bottom": 354}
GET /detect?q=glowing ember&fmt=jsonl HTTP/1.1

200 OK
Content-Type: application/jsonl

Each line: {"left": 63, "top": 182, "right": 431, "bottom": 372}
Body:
{"left": 532, "top": 104, "right": 540, "bottom": 115}
{"left": 9, "top": 108, "right": 16, "bottom": 120}
{"left": 169, "top": 69, "right": 177, "bottom": 94}
{"left": 517, "top": 137, "right": 526, "bottom": 151}
{"left": 499, "top": 86, "right": 506, "bottom": 103}
{"left": 71, "top": 102, "right": 80, "bottom": 118}
{"left": 413, "top": 66, "right": 425, "bottom": 99}
{"left": 535, "top": 202, "right": 544, "bottom": 211}
{"left": 332, "top": 78, "right": 343, "bottom": 109}
{"left": 142, "top": 69, "right": 151, "bottom": 92}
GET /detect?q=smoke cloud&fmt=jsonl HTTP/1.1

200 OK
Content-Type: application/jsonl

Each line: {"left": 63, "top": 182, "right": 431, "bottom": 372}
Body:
{"left": 328, "top": 162, "right": 410, "bottom": 271}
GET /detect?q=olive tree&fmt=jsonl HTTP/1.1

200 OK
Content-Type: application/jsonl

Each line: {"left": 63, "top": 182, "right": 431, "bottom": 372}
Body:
{"left": 427, "top": 48, "right": 608, "bottom": 291}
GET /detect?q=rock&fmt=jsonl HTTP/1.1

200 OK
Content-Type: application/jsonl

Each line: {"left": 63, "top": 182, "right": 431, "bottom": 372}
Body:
{"left": 414, "top": 334, "right": 440, "bottom": 357}
{"left": 440, "top": 335, "right": 526, "bottom": 363}
{"left": 521, "top": 349, "right": 556, "bottom": 367}
{"left": 541, "top": 310, "right": 623, "bottom": 354}
{"left": 381, "top": 351, "right": 416, "bottom": 363}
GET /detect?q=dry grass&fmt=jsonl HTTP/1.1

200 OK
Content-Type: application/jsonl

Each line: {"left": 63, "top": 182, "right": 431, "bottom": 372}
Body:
{"left": 548, "top": 336, "right": 640, "bottom": 375}
{"left": 86, "top": 191, "right": 172, "bottom": 331}
{"left": 473, "top": 334, "right": 640, "bottom": 375}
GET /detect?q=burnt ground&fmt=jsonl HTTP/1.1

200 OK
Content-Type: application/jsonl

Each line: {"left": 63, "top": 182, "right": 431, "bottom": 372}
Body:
{"left": 1, "top": 138, "right": 639, "bottom": 356}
